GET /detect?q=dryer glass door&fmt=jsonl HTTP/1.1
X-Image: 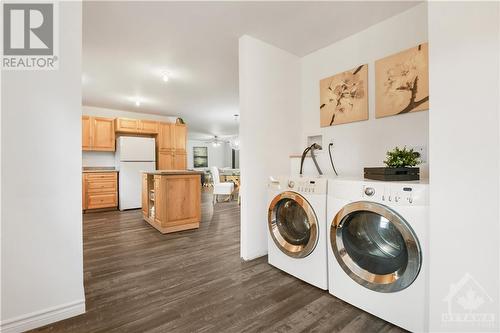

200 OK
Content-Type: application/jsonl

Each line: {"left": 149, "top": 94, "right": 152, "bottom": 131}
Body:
{"left": 268, "top": 191, "right": 318, "bottom": 258}
{"left": 331, "top": 201, "right": 421, "bottom": 293}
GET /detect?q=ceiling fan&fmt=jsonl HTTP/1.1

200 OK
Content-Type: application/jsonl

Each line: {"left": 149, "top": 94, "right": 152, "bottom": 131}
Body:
{"left": 204, "top": 135, "right": 240, "bottom": 150}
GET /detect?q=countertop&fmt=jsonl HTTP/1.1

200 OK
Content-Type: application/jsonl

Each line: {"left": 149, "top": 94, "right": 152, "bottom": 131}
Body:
{"left": 143, "top": 170, "right": 204, "bottom": 176}
{"left": 82, "top": 167, "right": 118, "bottom": 173}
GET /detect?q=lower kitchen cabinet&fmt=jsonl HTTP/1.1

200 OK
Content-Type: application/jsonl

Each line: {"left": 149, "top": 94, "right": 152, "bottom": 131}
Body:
{"left": 82, "top": 172, "right": 118, "bottom": 211}
{"left": 142, "top": 171, "right": 201, "bottom": 234}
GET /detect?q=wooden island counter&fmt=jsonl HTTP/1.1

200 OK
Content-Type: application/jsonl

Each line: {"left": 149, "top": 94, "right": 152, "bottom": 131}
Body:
{"left": 142, "top": 170, "right": 203, "bottom": 234}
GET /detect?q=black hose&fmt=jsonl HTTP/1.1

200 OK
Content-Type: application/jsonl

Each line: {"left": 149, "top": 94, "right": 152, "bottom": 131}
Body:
{"left": 300, "top": 143, "right": 323, "bottom": 176}
{"left": 328, "top": 143, "right": 339, "bottom": 176}
{"left": 299, "top": 146, "right": 311, "bottom": 175}
{"left": 310, "top": 145, "right": 323, "bottom": 175}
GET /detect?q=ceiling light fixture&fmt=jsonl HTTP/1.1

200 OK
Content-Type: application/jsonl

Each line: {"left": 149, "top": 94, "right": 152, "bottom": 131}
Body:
{"left": 135, "top": 99, "right": 141, "bottom": 107}
{"left": 162, "top": 72, "right": 169, "bottom": 82}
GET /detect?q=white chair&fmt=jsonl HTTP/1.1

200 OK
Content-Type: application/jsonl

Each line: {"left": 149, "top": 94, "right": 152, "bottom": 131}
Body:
{"left": 211, "top": 167, "right": 234, "bottom": 204}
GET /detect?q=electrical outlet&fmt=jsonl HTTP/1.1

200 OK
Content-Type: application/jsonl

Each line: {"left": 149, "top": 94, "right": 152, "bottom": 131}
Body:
{"left": 410, "top": 145, "right": 427, "bottom": 163}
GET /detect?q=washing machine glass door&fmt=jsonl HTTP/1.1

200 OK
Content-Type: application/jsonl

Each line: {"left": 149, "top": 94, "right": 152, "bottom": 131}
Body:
{"left": 268, "top": 191, "right": 318, "bottom": 258}
{"left": 331, "top": 201, "right": 421, "bottom": 293}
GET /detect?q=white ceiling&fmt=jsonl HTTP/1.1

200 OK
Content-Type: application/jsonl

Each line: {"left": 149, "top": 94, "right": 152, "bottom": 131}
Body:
{"left": 83, "top": 1, "right": 420, "bottom": 139}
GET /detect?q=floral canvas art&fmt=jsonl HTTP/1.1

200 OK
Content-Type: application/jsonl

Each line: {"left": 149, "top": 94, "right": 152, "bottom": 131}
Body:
{"left": 319, "top": 64, "right": 368, "bottom": 127}
{"left": 375, "top": 43, "right": 429, "bottom": 118}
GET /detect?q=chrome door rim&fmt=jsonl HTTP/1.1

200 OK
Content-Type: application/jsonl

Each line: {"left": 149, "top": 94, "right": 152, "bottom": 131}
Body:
{"left": 331, "top": 201, "right": 422, "bottom": 293}
{"left": 268, "top": 191, "right": 319, "bottom": 258}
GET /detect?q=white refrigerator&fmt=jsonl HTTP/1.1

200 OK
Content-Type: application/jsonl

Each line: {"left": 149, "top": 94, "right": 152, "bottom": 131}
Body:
{"left": 116, "top": 136, "right": 156, "bottom": 210}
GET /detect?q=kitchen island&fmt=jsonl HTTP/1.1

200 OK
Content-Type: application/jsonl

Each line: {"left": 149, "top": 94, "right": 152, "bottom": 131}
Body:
{"left": 142, "top": 170, "right": 203, "bottom": 234}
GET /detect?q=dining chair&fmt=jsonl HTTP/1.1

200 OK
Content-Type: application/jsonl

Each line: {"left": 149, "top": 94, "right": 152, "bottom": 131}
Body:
{"left": 211, "top": 167, "right": 234, "bottom": 204}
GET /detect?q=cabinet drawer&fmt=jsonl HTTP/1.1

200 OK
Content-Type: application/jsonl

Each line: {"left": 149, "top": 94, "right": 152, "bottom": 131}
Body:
{"left": 86, "top": 172, "right": 117, "bottom": 181}
{"left": 87, "top": 181, "right": 116, "bottom": 193}
{"left": 87, "top": 193, "right": 117, "bottom": 209}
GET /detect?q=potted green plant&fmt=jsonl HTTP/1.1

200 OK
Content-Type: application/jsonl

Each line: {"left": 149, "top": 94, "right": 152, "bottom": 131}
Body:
{"left": 364, "top": 146, "right": 422, "bottom": 181}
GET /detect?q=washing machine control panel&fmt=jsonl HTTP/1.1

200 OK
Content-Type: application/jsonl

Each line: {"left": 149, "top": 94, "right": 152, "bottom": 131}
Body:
{"left": 362, "top": 183, "right": 428, "bottom": 205}
{"left": 289, "top": 178, "right": 327, "bottom": 195}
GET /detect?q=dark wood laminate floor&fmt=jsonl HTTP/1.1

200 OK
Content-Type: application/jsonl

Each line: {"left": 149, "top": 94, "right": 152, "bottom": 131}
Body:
{"left": 32, "top": 192, "right": 405, "bottom": 333}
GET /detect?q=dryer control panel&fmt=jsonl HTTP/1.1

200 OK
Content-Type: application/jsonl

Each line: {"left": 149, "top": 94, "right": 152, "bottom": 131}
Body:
{"left": 361, "top": 182, "right": 428, "bottom": 206}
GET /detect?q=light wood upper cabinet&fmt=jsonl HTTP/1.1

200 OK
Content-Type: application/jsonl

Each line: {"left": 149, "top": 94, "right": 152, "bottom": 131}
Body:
{"left": 158, "top": 122, "right": 174, "bottom": 150}
{"left": 115, "top": 118, "right": 159, "bottom": 134}
{"left": 82, "top": 116, "right": 92, "bottom": 151}
{"left": 92, "top": 117, "right": 115, "bottom": 151}
{"left": 174, "top": 124, "right": 187, "bottom": 152}
{"left": 139, "top": 120, "right": 159, "bottom": 134}
{"left": 82, "top": 116, "right": 115, "bottom": 151}
{"left": 157, "top": 122, "right": 187, "bottom": 170}
{"left": 115, "top": 118, "right": 139, "bottom": 133}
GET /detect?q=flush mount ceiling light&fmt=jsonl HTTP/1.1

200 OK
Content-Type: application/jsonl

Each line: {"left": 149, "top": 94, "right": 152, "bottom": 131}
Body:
{"left": 162, "top": 72, "right": 169, "bottom": 82}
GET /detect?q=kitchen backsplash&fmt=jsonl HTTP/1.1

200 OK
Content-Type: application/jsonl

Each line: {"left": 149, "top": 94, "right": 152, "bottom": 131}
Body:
{"left": 82, "top": 151, "right": 116, "bottom": 167}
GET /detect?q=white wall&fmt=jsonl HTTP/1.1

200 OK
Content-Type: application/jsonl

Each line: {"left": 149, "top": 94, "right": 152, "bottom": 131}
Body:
{"left": 82, "top": 105, "right": 177, "bottom": 167}
{"left": 186, "top": 140, "right": 232, "bottom": 170}
{"left": 1, "top": 3, "right": 85, "bottom": 332}
{"left": 239, "top": 35, "right": 301, "bottom": 260}
{"left": 299, "top": 3, "right": 429, "bottom": 179}
{"left": 428, "top": 2, "right": 500, "bottom": 331}
{"left": 82, "top": 105, "right": 177, "bottom": 122}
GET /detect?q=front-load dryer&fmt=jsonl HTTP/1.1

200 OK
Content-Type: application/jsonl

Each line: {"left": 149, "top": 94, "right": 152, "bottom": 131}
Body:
{"left": 327, "top": 178, "right": 428, "bottom": 332}
{"left": 267, "top": 176, "right": 328, "bottom": 289}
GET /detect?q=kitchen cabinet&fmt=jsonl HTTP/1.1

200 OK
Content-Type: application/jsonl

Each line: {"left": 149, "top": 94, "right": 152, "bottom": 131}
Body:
{"left": 93, "top": 117, "right": 115, "bottom": 150}
{"left": 81, "top": 116, "right": 115, "bottom": 151}
{"left": 173, "top": 150, "right": 187, "bottom": 170}
{"left": 82, "top": 174, "right": 87, "bottom": 209}
{"left": 158, "top": 122, "right": 174, "bottom": 150}
{"left": 158, "top": 149, "right": 186, "bottom": 170}
{"left": 82, "top": 172, "right": 118, "bottom": 211}
{"left": 157, "top": 122, "right": 187, "bottom": 170}
{"left": 115, "top": 118, "right": 159, "bottom": 134}
{"left": 139, "top": 120, "right": 159, "bottom": 134}
{"left": 142, "top": 174, "right": 150, "bottom": 217}
{"left": 174, "top": 124, "right": 187, "bottom": 151}
{"left": 82, "top": 116, "right": 92, "bottom": 150}
{"left": 158, "top": 150, "right": 174, "bottom": 170}
{"left": 115, "top": 118, "right": 139, "bottom": 133}
{"left": 142, "top": 171, "right": 202, "bottom": 234}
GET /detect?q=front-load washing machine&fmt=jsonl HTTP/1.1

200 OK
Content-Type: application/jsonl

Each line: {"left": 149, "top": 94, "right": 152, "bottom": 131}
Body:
{"left": 327, "top": 178, "right": 428, "bottom": 332}
{"left": 267, "top": 176, "right": 328, "bottom": 289}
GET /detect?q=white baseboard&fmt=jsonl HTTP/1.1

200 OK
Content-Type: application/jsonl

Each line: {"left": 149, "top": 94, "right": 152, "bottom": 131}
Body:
{"left": 1, "top": 299, "right": 85, "bottom": 333}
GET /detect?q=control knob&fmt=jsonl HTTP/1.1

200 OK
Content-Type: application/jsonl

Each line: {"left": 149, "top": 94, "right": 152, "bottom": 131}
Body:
{"left": 364, "top": 187, "right": 375, "bottom": 196}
